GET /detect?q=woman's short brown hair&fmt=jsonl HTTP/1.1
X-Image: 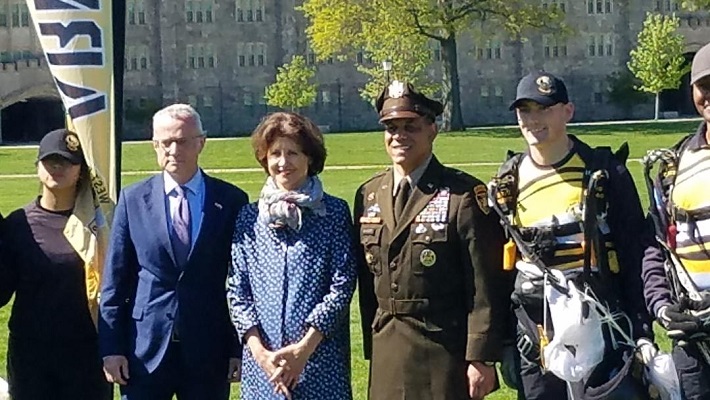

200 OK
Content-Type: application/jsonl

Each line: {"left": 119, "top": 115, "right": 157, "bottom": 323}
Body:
{"left": 251, "top": 112, "right": 327, "bottom": 176}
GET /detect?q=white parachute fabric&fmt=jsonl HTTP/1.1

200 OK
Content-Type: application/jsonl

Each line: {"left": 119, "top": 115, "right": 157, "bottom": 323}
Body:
{"left": 543, "top": 270, "right": 605, "bottom": 382}
{"left": 645, "top": 352, "right": 681, "bottom": 400}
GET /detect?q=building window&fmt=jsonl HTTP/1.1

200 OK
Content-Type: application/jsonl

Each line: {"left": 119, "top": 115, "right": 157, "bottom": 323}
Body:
{"left": 186, "top": 44, "right": 216, "bottom": 68}
{"left": 20, "top": 3, "right": 28, "bottom": 26}
{"left": 0, "top": 5, "right": 6, "bottom": 27}
{"left": 188, "top": 95, "right": 198, "bottom": 107}
{"left": 307, "top": 52, "right": 316, "bottom": 65}
{"left": 236, "top": 0, "right": 265, "bottom": 22}
{"left": 236, "top": 42, "right": 266, "bottom": 68}
{"left": 186, "top": 1, "right": 194, "bottom": 22}
{"left": 11, "top": 4, "right": 19, "bottom": 27}
{"left": 205, "top": 3, "right": 212, "bottom": 23}
{"left": 605, "top": 34, "right": 614, "bottom": 56}
{"left": 243, "top": 91, "right": 253, "bottom": 106}
{"left": 128, "top": 1, "right": 136, "bottom": 24}
{"left": 187, "top": 0, "right": 214, "bottom": 23}
{"left": 543, "top": 35, "right": 568, "bottom": 58}
{"left": 542, "top": 0, "right": 566, "bottom": 12}
{"left": 474, "top": 38, "right": 502, "bottom": 60}
{"left": 321, "top": 89, "right": 331, "bottom": 104}
{"left": 203, "top": 95, "right": 213, "bottom": 108}
{"left": 588, "top": 36, "right": 595, "bottom": 56}
{"left": 187, "top": 45, "right": 195, "bottom": 68}
{"left": 587, "top": 0, "right": 612, "bottom": 14}
{"left": 207, "top": 44, "right": 215, "bottom": 68}
{"left": 140, "top": 46, "right": 149, "bottom": 69}
{"left": 587, "top": 34, "right": 613, "bottom": 57}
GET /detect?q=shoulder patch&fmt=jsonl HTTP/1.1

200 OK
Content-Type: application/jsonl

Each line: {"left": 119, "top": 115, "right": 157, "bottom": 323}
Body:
{"left": 473, "top": 184, "right": 490, "bottom": 215}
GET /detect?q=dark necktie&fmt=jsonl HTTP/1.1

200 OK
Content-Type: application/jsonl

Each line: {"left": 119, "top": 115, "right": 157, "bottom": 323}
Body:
{"left": 171, "top": 185, "right": 191, "bottom": 267}
{"left": 394, "top": 178, "right": 411, "bottom": 223}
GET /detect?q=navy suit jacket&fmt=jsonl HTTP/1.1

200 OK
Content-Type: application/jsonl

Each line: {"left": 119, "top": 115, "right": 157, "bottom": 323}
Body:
{"left": 98, "top": 172, "right": 248, "bottom": 379}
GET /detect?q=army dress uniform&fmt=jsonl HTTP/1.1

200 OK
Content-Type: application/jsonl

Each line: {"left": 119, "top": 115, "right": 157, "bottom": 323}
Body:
{"left": 355, "top": 82, "right": 506, "bottom": 400}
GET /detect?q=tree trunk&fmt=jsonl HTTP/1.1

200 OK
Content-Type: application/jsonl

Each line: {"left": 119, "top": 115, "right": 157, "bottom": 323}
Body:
{"left": 439, "top": 34, "right": 464, "bottom": 132}
{"left": 654, "top": 92, "right": 660, "bottom": 120}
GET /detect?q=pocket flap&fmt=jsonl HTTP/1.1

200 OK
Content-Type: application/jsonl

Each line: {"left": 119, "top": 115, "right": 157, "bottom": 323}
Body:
{"left": 411, "top": 224, "right": 448, "bottom": 244}
{"left": 360, "top": 224, "right": 382, "bottom": 245}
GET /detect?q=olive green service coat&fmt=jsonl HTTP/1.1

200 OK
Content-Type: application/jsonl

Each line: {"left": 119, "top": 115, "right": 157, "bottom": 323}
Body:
{"left": 355, "top": 157, "right": 507, "bottom": 400}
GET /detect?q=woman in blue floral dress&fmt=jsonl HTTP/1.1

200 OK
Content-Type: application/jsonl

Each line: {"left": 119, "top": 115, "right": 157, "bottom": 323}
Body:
{"left": 228, "top": 112, "right": 356, "bottom": 399}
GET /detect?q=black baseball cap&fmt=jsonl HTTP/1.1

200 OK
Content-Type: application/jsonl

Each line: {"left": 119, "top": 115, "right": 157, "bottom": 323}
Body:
{"left": 509, "top": 71, "right": 569, "bottom": 110}
{"left": 37, "top": 129, "right": 84, "bottom": 165}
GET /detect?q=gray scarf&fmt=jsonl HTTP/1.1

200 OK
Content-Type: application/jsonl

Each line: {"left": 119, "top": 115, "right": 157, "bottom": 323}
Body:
{"left": 258, "top": 175, "right": 326, "bottom": 230}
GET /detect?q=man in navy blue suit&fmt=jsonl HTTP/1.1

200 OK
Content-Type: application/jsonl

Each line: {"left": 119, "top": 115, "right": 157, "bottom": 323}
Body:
{"left": 99, "top": 104, "right": 248, "bottom": 399}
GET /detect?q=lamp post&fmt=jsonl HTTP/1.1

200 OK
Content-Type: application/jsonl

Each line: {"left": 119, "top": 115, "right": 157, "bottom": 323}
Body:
{"left": 382, "top": 59, "right": 392, "bottom": 84}
{"left": 336, "top": 78, "right": 342, "bottom": 132}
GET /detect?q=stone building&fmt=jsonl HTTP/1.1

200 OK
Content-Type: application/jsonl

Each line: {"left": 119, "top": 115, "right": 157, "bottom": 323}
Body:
{"left": 0, "top": 0, "right": 708, "bottom": 142}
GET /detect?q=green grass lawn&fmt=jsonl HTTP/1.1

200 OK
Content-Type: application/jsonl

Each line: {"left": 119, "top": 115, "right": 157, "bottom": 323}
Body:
{"left": 0, "top": 120, "right": 698, "bottom": 399}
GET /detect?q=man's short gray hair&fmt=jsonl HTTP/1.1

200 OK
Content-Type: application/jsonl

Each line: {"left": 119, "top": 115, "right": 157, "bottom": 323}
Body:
{"left": 153, "top": 103, "right": 205, "bottom": 135}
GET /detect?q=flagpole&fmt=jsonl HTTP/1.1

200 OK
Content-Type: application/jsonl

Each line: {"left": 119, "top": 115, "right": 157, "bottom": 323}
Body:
{"left": 113, "top": 0, "right": 126, "bottom": 199}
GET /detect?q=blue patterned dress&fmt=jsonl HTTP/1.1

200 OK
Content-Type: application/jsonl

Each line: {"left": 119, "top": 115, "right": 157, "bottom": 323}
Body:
{"left": 228, "top": 193, "right": 356, "bottom": 400}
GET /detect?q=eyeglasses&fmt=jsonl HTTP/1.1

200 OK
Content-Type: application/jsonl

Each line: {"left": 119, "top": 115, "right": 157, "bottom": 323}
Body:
{"left": 153, "top": 135, "right": 204, "bottom": 151}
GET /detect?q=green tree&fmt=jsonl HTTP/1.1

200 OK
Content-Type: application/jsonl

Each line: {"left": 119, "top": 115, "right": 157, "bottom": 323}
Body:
{"left": 628, "top": 13, "right": 690, "bottom": 120}
{"left": 265, "top": 55, "right": 317, "bottom": 112}
{"left": 301, "top": 0, "right": 564, "bottom": 131}
{"left": 681, "top": 0, "right": 710, "bottom": 10}
{"left": 606, "top": 69, "right": 651, "bottom": 118}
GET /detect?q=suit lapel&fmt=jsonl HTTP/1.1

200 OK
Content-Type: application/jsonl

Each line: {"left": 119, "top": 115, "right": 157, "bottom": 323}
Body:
{"left": 389, "top": 158, "right": 442, "bottom": 243}
{"left": 376, "top": 171, "right": 396, "bottom": 234}
{"left": 144, "top": 174, "right": 179, "bottom": 268}
{"left": 189, "top": 174, "right": 222, "bottom": 263}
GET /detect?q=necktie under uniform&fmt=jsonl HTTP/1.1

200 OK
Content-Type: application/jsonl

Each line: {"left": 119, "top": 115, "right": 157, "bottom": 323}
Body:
{"left": 394, "top": 178, "right": 411, "bottom": 223}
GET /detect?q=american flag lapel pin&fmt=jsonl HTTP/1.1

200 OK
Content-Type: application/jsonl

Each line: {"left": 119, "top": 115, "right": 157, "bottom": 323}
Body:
{"left": 214, "top": 202, "right": 223, "bottom": 210}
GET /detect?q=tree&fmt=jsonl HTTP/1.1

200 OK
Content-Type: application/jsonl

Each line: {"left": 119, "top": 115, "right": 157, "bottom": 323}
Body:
{"left": 628, "top": 13, "right": 690, "bottom": 120}
{"left": 265, "top": 55, "right": 317, "bottom": 112}
{"left": 606, "top": 69, "right": 651, "bottom": 118}
{"left": 681, "top": 0, "right": 710, "bottom": 10}
{"left": 301, "top": 0, "right": 564, "bottom": 131}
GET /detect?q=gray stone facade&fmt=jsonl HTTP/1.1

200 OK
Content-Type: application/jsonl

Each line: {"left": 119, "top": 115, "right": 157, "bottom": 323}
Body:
{"left": 0, "top": 0, "right": 708, "bottom": 139}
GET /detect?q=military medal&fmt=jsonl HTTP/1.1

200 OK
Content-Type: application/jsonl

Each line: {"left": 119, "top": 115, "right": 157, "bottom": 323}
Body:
{"left": 415, "top": 187, "right": 450, "bottom": 223}
{"left": 420, "top": 249, "right": 437, "bottom": 267}
{"left": 415, "top": 223, "right": 427, "bottom": 234}
{"left": 367, "top": 192, "right": 375, "bottom": 201}
{"left": 365, "top": 252, "right": 375, "bottom": 264}
{"left": 431, "top": 223, "right": 445, "bottom": 231}
{"left": 361, "top": 203, "right": 383, "bottom": 223}
{"left": 367, "top": 204, "right": 381, "bottom": 217}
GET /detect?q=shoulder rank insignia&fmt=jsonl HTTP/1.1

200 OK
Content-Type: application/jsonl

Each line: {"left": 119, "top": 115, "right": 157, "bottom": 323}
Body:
{"left": 474, "top": 185, "right": 490, "bottom": 215}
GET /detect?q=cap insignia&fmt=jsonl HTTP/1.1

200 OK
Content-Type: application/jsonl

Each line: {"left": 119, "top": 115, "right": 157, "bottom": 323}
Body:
{"left": 65, "top": 134, "right": 80, "bottom": 151}
{"left": 536, "top": 76, "right": 554, "bottom": 95}
{"left": 388, "top": 80, "right": 405, "bottom": 98}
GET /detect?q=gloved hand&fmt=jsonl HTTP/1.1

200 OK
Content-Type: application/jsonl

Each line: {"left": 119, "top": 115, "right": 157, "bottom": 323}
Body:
{"left": 658, "top": 300, "right": 710, "bottom": 341}
{"left": 684, "top": 294, "right": 710, "bottom": 313}
{"left": 635, "top": 338, "right": 658, "bottom": 365}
